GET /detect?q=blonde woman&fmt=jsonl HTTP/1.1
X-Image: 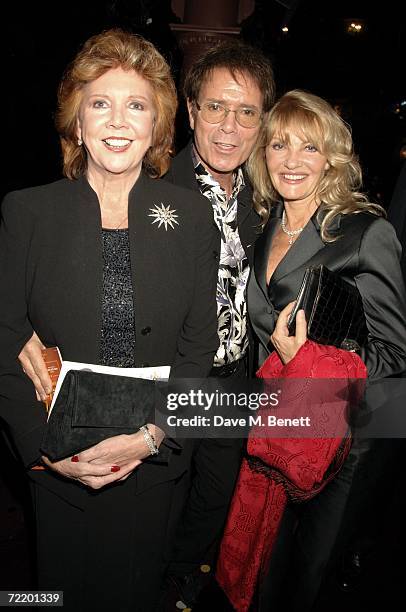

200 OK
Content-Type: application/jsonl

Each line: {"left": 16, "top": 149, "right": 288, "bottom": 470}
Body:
{"left": 243, "top": 90, "right": 406, "bottom": 610}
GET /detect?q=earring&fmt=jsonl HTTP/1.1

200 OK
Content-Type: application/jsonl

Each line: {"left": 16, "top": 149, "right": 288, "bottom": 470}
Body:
{"left": 78, "top": 138, "right": 83, "bottom": 146}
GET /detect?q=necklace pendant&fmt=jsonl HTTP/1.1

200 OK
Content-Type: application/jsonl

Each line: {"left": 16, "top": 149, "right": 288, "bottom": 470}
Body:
{"left": 280, "top": 210, "right": 304, "bottom": 246}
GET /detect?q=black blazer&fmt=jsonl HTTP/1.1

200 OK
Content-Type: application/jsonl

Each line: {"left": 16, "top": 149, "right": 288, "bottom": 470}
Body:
{"left": 0, "top": 173, "right": 219, "bottom": 478}
{"left": 165, "top": 143, "right": 262, "bottom": 374}
{"left": 248, "top": 202, "right": 406, "bottom": 378}
{"left": 165, "top": 142, "right": 261, "bottom": 267}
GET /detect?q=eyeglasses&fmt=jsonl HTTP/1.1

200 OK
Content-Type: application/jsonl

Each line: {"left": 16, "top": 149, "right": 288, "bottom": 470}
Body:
{"left": 195, "top": 101, "right": 262, "bottom": 128}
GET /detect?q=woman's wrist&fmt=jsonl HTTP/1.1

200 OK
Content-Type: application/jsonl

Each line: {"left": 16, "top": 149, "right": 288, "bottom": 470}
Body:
{"left": 146, "top": 423, "right": 165, "bottom": 447}
{"left": 139, "top": 425, "right": 159, "bottom": 455}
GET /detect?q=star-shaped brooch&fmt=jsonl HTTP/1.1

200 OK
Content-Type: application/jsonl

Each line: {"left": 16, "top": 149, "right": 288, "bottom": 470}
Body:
{"left": 148, "top": 203, "right": 179, "bottom": 231}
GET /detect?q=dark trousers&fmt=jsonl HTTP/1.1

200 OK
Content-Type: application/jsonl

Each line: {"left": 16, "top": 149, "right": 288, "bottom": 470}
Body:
{"left": 258, "top": 436, "right": 374, "bottom": 612}
{"left": 169, "top": 358, "right": 246, "bottom": 575}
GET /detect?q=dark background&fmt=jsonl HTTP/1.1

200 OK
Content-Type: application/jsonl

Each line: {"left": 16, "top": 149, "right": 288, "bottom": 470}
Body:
{"left": 2, "top": 0, "right": 405, "bottom": 204}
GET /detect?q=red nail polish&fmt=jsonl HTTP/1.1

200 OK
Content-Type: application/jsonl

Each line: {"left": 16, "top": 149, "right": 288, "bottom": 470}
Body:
{"left": 111, "top": 465, "right": 120, "bottom": 473}
{"left": 71, "top": 455, "right": 79, "bottom": 462}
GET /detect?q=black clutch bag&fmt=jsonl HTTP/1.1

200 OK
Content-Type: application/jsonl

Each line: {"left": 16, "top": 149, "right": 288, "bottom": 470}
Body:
{"left": 41, "top": 369, "right": 157, "bottom": 462}
{"left": 287, "top": 265, "right": 368, "bottom": 351}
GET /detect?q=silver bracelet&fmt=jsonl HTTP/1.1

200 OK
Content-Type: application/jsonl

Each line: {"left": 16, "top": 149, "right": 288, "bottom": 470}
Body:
{"left": 139, "top": 425, "right": 159, "bottom": 456}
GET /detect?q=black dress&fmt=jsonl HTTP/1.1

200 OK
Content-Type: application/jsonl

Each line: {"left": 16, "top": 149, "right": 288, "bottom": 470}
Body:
{"left": 100, "top": 229, "right": 136, "bottom": 368}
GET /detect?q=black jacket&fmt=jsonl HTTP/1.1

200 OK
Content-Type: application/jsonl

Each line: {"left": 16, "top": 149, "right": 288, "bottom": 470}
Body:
{"left": 165, "top": 143, "right": 262, "bottom": 372}
{"left": 0, "top": 173, "right": 219, "bottom": 479}
{"left": 248, "top": 202, "right": 406, "bottom": 377}
{"left": 165, "top": 142, "right": 261, "bottom": 267}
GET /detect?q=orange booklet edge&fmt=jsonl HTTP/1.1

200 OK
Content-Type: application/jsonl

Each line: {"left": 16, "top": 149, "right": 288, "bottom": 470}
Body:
{"left": 41, "top": 346, "right": 62, "bottom": 413}
{"left": 31, "top": 347, "right": 62, "bottom": 470}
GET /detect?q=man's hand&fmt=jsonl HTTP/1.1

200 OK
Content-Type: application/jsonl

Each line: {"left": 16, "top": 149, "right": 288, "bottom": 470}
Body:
{"left": 18, "top": 332, "right": 51, "bottom": 401}
{"left": 270, "top": 302, "right": 307, "bottom": 364}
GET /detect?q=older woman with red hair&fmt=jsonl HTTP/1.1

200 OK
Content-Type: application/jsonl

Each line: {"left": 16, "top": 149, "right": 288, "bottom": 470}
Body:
{"left": 0, "top": 29, "right": 218, "bottom": 611}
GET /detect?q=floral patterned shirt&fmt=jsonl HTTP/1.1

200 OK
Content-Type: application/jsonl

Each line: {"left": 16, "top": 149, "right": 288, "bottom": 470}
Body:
{"left": 193, "top": 148, "right": 249, "bottom": 366}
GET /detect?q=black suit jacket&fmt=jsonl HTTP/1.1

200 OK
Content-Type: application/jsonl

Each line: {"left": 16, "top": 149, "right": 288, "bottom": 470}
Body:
{"left": 248, "top": 202, "right": 406, "bottom": 378}
{"left": 165, "top": 143, "right": 262, "bottom": 373}
{"left": 0, "top": 173, "right": 219, "bottom": 494}
{"left": 165, "top": 142, "right": 261, "bottom": 267}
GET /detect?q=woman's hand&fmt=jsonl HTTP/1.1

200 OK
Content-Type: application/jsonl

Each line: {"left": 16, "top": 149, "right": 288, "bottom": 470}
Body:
{"left": 41, "top": 433, "right": 146, "bottom": 489}
{"left": 270, "top": 302, "right": 307, "bottom": 364}
{"left": 41, "top": 454, "right": 129, "bottom": 490}
{"left": 41, "top": 425, "right": 166, "bottom": 489}
{"left": 18, "top": 332, "right": 51, "bottom": 401}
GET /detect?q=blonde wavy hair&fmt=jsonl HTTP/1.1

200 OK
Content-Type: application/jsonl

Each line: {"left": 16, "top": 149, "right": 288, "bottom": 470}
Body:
{"left": 55, "top": 29, "right": 177, "bottom": 179}
{"left": 247, "top": 89, "right": 384, "bottom": 241}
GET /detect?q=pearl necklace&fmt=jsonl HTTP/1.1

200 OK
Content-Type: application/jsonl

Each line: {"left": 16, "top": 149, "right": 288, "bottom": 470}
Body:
{"left": 280, "top": 211, "right": 305, "bottom": 245}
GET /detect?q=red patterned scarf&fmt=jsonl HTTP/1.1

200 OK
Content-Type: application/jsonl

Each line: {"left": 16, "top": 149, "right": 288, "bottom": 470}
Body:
{"left": 216, "top": 340, "right": 367, "bottom": 611}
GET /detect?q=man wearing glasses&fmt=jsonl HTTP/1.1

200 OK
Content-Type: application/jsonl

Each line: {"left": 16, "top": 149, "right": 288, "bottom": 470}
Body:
{"left": 165, "top": 41, "right": 275, "bottom": 606}
{"left": 168, "top": 41, "right": 275, "bottom": 379}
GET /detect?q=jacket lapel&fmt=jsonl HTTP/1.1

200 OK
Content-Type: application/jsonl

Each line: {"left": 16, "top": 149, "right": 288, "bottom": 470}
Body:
{"left": 128, "top": 172, "right": 150, "bottom": 337}
{"left": 168, "top": 142, "right": 198, "bottom": 192}
{"left": 254, "top": 202, "right": 283, "bottom": 297}
{"left": 253, "top": 204, "right": 329, "bottom": 306}
{"left": 67, "top": 177, "right": 103, "bottom": 363}
{"left": 170, "top": 142, "right": 261, "bottom": 257}
{"left": 237, "top": 178, "right": 254, "bottom": 226}
{"left": 271, "top": 210, "right": 326, "bottom": 284}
